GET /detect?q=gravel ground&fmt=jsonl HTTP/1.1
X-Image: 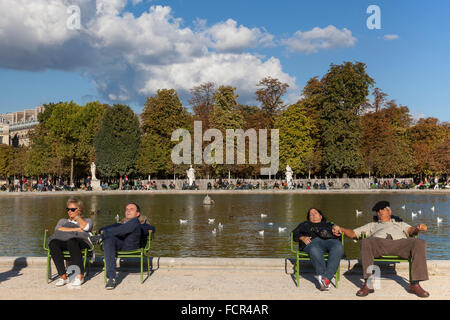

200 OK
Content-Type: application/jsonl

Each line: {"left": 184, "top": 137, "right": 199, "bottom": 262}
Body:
{"left": 0, "top": 259, "right": 448, "bottom": 300}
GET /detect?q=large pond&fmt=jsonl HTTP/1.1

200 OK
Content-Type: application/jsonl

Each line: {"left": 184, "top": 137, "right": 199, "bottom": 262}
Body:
{"left": 0, "top": 193, "right": 448, "bottom": 259}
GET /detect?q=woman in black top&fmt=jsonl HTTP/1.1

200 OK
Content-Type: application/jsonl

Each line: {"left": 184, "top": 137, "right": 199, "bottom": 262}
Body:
{"left": 292, "top": 208, "right": 344, "bottom": 291}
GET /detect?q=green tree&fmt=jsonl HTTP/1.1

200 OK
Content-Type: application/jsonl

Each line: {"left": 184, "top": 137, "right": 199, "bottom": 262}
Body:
{"left": 140, "top": 89, "right": 191, "bottom": 177}
{"left": 0, "top": 144, "right": 13, "bottom": 178}
{"left": 209, "top": 86, "right": 244, "bottom": 177}
{"left": 320, "top": 62, "right": 374, "bottom": 176}
{"left": 44, "top": 101, "right": 83, "bottom": 185}
{"left": 275, "top": 102, "right": 316, "bottom": 176}
{"left": 94, "top": 104, "right": 141, "bottom": 188}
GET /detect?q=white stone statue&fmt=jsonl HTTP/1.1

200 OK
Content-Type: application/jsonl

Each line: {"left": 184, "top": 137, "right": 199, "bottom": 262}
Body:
{"left": 285, "top": 165, "right": 294, "bottom": 189}
{"left": 187, "top": 165, "right": 195, "bottom": 186}
{"left": 91, "top": 162, "right": 97, "bottom": 181}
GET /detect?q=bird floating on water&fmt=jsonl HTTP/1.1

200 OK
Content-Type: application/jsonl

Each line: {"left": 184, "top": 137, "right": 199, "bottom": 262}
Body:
{"left": 218, "top": 223, "right": 223, "bottom": 229}
{"left": 278, "top": 227, "right": 287, "bottom": 232}
{"left": 268, "top": 222, "right": 274, "bottom": 226}
{"left": 356, "top": 210, "right": 363, "bottom": 216}
{"left": 418, "top": 210, "right": 422, "bottom": 215}
{"left": 179, "top": 219, "right": 188, "bottom": 224}
{"left": 431, "top": 206, "right": 435, "bottom": 212}
{"left": 212, "top": 228, "right": 217, "bottom": 235}
{"left": 208, "top": 218, "right": 215, "bottom": 224}
{"left": 411, "top": 212, "right": 417, "bottom": 218}
{"left": 437, "top": 217, "right": 443, "bottom": 224}
{"left": 401, "top": 205, "right": 406, "bottom": 210}
{"left": 258, "top": 230, "right": 264, "bottom": 236}
{"left": 115, "top": 214, "right": 120, "bottom": 223}
{"left": 261, "top": 214, "right": 267, "bottom": 218}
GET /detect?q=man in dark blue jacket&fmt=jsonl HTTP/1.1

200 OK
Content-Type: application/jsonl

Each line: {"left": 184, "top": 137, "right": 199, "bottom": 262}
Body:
{"left": 90, "top": 202, "right": 155, "bottom": 289}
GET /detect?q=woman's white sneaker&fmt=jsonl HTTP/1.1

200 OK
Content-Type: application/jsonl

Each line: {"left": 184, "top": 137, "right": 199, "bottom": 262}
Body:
{"left": 55, "top": 277, "right": 69, "bottom": 287}
{"left": 71, "top": 277, "right": 84, "bottom": 286}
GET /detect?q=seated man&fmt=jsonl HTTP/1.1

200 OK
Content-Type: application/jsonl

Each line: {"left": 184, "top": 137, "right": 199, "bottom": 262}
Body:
{"left": 333, "top": 201, "right": 429, "bottom": 298}
{"left": 90, "top": 202, "right": 155, "bottom": 289}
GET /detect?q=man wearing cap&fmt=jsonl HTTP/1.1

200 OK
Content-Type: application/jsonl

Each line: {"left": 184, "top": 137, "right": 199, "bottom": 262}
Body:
{"left": 332, "top": 201, "right": 429, "bottom": 298}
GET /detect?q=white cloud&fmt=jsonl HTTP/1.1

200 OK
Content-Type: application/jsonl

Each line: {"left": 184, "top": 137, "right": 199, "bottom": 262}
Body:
{"left": 281, "top": 25, "right": 357, "bottom": 53}
{"left": 205, "top": 18, "right": 274, "bottom": 53}
{"left": 0, "top": 0, "right": 294, "bottom": 106}
{"left": 383, "top": 34, "right": 400, "bottom": 41}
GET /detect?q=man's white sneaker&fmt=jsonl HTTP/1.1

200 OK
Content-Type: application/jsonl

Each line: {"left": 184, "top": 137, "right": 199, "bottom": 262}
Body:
{"left": 71, "top": 277, "right": 84, "bottom": 286}
{"left": 55, "top": 277, "right": 69, "bottom": 287}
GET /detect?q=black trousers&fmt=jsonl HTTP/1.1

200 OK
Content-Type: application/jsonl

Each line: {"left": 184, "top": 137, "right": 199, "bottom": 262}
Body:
{"left": 49, "top": 238, "right": 90, "bottom": 276}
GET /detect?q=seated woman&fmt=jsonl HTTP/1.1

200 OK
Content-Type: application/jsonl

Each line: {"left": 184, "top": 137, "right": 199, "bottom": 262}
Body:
{"left": 292, "top": 208, "right": 344, "bottom": 291}
{"left": 48, "top": 198, "right": 93, "bottom": 287}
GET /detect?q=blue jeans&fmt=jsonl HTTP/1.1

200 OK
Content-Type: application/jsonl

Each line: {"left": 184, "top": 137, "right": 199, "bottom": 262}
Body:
{"left": 303, "top": 238, "right": 344, "bottom": 281}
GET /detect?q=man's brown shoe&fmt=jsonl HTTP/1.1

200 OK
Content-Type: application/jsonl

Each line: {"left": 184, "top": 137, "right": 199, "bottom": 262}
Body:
{"left": 408, "top": 284, "right": 430, "bottom": 298}
{"left": 356, "top": 283, "right": 375, "bottom": 297}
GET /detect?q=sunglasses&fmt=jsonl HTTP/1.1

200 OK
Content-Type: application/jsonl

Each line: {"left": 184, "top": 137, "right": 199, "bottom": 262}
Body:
{"left": 66, "top": 208, "right": 78, "bottom": 212}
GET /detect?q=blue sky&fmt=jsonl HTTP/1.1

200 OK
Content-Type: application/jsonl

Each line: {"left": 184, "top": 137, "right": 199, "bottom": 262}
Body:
{"left": 0, "top": 0, "right": 449, "bottom": 121}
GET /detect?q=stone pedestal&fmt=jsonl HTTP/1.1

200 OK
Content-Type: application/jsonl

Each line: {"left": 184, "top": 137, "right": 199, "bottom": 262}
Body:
{"left": 91, "top": 179, "right": 102, "bottom": 191}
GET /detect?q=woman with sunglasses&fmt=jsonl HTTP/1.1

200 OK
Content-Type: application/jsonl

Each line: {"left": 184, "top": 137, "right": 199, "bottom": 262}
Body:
{"left": 48, "top": 198, "right": 93, "bottom": 286}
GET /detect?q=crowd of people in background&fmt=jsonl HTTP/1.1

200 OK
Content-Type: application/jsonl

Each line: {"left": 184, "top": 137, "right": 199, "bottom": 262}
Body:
{"left": 1, "top": 175, "right": 449, "bottom": 192}
{"left": 369, "top": 176, "right": 450, "bottom": 190}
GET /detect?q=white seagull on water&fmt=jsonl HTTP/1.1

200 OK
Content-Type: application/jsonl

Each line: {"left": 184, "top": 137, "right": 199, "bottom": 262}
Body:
{"left": 179, "top": 219, "right": 188, "bottom": 224}
{"left": 356, "top": 210, "right": 363, "bottom": 216}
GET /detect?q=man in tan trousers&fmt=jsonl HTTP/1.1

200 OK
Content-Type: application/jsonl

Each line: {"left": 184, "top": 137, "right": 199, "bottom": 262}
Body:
{"left": 333, "top": 201, "right": 429, "bottom": 298}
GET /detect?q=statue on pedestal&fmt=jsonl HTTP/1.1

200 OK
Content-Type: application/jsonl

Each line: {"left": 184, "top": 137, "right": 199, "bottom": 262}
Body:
{"left": 187, "top": 165, "right": 195, "bottom": 187}
{"left": 91, "top": 162, "right": 98, "bottom": 181}
{"left": 90, "top": 162, "right": 101, "bottom": 191}
{"left": 285, "top": 164, "right": 294, "bottom": 189}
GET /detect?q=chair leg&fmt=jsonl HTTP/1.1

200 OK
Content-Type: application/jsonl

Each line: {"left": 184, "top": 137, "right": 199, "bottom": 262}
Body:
{"left": 46, "top": 253, "right": 51, "bottom": 284}
{"left": 147, "top": 256, "right": 150, "bottom": 277}
{"left": 140, "top": 253, "right": 144, "bottom": 284}
{"left": 104, "top": 260, "right": 107, "bottom": 284}
{"left": 296, "top": 257, "right": 300, "bottom": 287}
{"left": 409, "top": 259, "right": 413, "bottom": 283}
{"left": 335, "top": 265, "right": 340, "bottom": 288}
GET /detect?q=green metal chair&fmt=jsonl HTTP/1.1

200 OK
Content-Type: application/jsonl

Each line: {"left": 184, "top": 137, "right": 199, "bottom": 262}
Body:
{"left": 101, "top": 230, "right": 152, "bottom": 284}
{"left": 290, "top": 231, "right": 344, "bottom": 288}
{"left": 361, "top": 232, "right": 415, "bottom": 282}
{"left": 43, "top": 229, "right": 93, "bottom": 283}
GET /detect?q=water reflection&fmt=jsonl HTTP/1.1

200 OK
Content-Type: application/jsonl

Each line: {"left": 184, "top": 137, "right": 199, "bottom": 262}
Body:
{"left": 0, "top": 193, "right": 448, "bottom": 259}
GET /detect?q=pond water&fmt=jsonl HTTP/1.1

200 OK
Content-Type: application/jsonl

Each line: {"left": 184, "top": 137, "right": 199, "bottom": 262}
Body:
{"left": 0, "top": 193, "right": 448, "bottom": 259}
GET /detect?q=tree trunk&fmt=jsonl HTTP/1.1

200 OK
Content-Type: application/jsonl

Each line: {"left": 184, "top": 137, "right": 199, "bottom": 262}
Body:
{"left": 70, "top": 158, "right": 74, "bottom": 187}
{"left": 119, "top": 176, "right": 123, "bottom": 190}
